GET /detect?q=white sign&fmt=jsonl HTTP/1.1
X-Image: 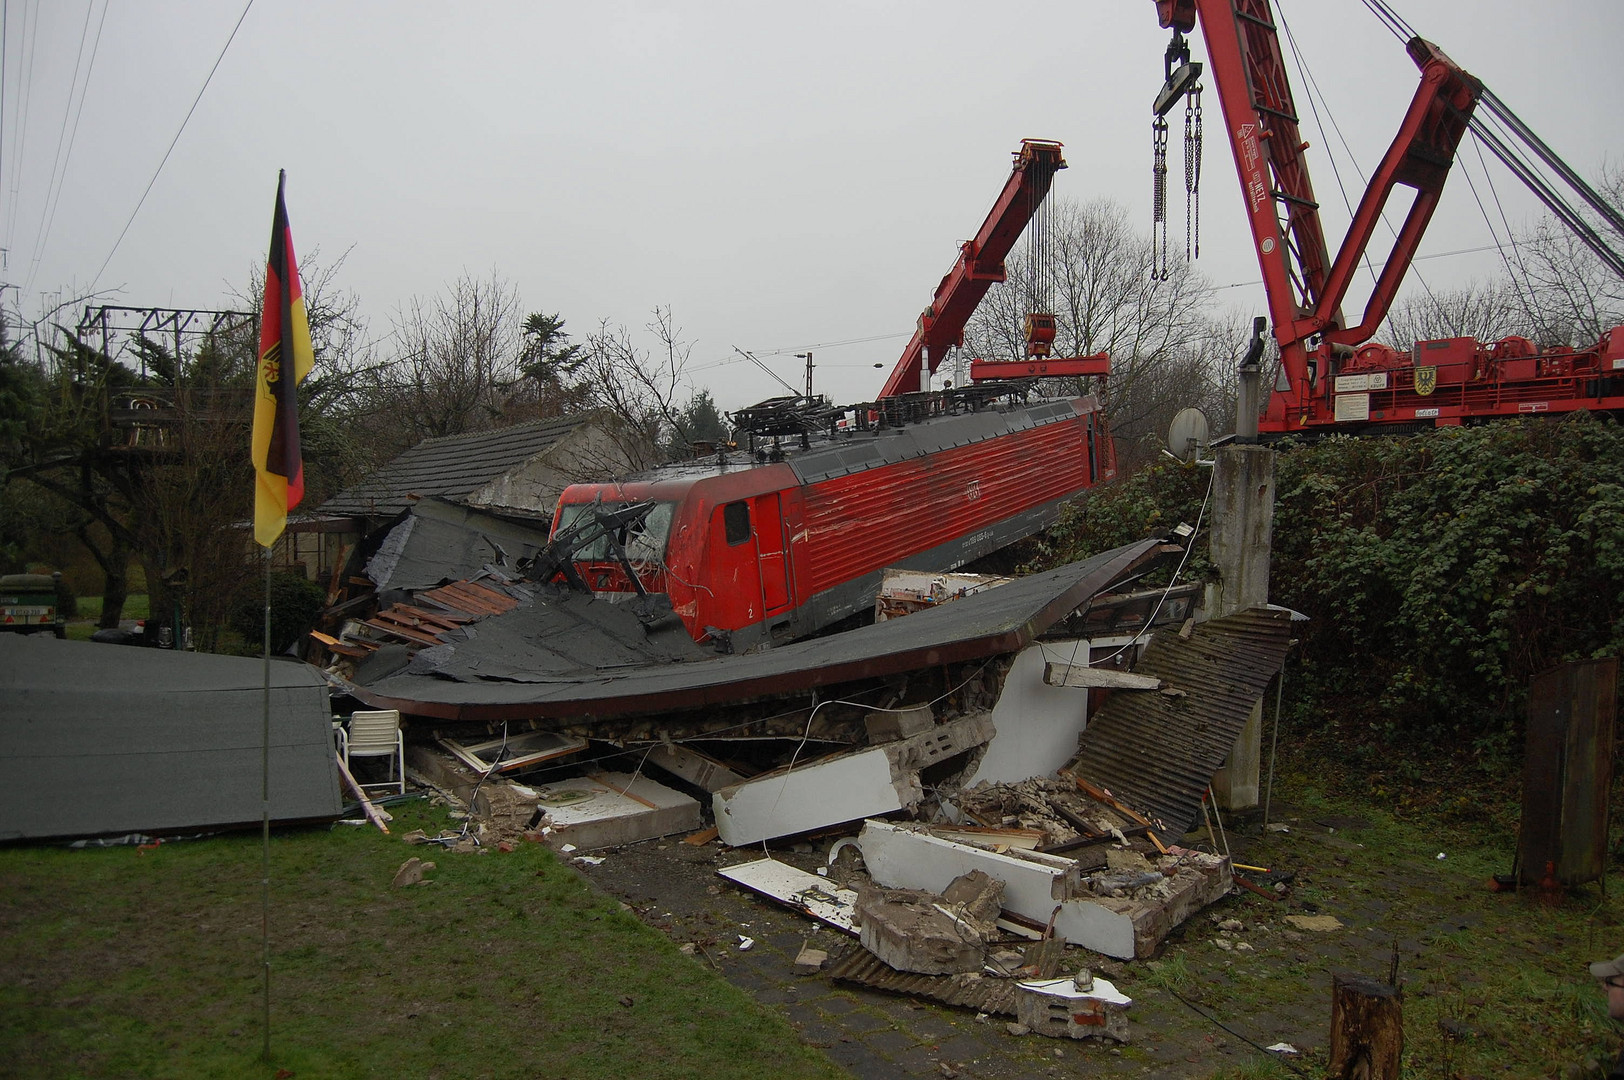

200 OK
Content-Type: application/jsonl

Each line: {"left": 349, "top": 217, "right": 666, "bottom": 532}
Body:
{"left": 1335, "top": 392, "right": 1371, "bottom": 422}
{"left": 1335, "top": 372, "right": 1389, "bottom": 393}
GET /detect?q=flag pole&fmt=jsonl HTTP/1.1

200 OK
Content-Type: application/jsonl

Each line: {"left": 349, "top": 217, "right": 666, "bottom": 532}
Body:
{"left": 261, "top": 542, "right": 272, "bottom": 1061}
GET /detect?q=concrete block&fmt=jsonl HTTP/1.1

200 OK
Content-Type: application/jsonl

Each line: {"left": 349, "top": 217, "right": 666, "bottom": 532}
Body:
{"left": 864, "top": 703, "right": 935, "bottom": 743}
{"left": 856, "top": 886, "right": 986, "bottom": 975}
{"left": 1015, "top": 974, "right": 1132, "bottom": 1042}
{"left": 858, "top": 820, "right": 1080, "bottom": 921}
{"left": 532, "top": 771, "right": 700, "bottom": 851}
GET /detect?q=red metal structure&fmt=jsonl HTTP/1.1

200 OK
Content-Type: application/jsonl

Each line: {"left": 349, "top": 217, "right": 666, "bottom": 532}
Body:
{"left": 880, "top": 140, "right": 1071, "bottom": 398}
{"left": 1157, "top": 0, "right": 1624, "bottom": 434}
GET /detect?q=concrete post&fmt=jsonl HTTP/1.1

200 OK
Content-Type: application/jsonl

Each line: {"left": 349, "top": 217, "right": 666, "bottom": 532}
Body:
{"left": 1207, "top": 443, "right": 1276, "bottom": 811}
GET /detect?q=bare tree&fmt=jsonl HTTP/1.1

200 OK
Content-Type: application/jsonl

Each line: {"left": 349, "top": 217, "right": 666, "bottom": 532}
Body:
{"left": 380, "top": 271, "right": 526, "bottom": 444}
{"left": 1509, "top": 163, "right": 1624, "bottom": 345}
{"left": 964, "top": 197, "right": 1216, "bottom": 455}
{"left": 571, "top": 306, "right": 692, "bottom": 473}
{"left": 1379, "top": 279, "right": 1537, "bottom": 349}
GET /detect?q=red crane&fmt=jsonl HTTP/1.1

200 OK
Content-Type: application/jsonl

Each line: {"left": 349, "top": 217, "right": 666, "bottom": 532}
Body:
{"left": 879, "top": 139, "right": 1107, "bottom": 398}
{"left": 1156, "top": 0, "right": 1624, "bottom": 434}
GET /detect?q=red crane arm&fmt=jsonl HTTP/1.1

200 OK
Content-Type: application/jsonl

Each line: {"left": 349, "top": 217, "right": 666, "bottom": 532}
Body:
{"left": 879, "top": 139, "right": 1066, "bottom": 399}
{"left": 1158, "top": 1, "right": 1481, "bottom": 409}
{"left": 1319, "top": 38, "right": 1481, "bottom": 347}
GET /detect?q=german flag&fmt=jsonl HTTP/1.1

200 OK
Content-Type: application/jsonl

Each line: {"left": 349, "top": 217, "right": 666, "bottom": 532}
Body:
{"left": 252, "top": 170, "right": 315, "bottom": 548}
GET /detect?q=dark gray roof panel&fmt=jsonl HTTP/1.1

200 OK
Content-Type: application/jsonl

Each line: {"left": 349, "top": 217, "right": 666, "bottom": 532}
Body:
{"left": 319, "top": 416, "right": 587, "bottom": 518}
{"left": 0, "top": 637, "right": 343, "bottom": 841}
{"left": 340, "top": 538, "right": 1165, "bottom": 723}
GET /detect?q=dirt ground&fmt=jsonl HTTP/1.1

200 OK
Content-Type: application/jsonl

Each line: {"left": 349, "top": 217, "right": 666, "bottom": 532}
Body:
{"left": 570, "top": 802, "right": 1620, "bottom": 1080}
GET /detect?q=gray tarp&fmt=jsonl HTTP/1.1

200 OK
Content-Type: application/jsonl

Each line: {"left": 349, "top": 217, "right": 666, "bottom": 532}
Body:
{"left": 0, "top": 636, "right": 343, "bottom": 841}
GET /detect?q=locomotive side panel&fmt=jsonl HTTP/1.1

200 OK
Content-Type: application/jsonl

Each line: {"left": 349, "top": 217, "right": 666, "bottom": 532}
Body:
{"left": 798, "top": 414, "right": 1095, "bottom": 596}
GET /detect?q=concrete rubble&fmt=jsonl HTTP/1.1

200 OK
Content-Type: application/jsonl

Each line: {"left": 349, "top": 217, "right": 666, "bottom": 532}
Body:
{"left": 853, "top": 870, "right": 1005, "bottom": 975}
{"left": 1014, "top": 972, "right": 1133, "bottom": 1042}
{"left": 294, "top": 517, "right": 1272, "bottom": 1049}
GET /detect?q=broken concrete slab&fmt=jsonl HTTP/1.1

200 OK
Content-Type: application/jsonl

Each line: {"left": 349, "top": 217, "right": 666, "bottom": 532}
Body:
{"left": 794, "top": 943, "right": 829, "bottom": 971}
{"left": 857, "top": 819, "right": 1081, "bottom": 924}
{"left": 645, "top": 742, "right": 748, "bottom": 792}
{"left": 717, "top": 857, "right": 859, "bottom": 934}
{"left": 532, "top": 771, "right": 700, "bottom": 851}
{"left": 856, "top": 885, "right": 988, "bottom": 975}
{"left": 941, "top": 870, "right": 1005, "bottom": 936}
{"left": 965, "top": 640, "right": 1097, "bottom": 787}
{"left": 712, "top": 713, "right": 994, "bottom": 846}
{"left": 1056, "top": 849, "right": 1234, "bottom": 959}
{"left": 1015, "top": 974, "right": 1132, "bottom": 1042}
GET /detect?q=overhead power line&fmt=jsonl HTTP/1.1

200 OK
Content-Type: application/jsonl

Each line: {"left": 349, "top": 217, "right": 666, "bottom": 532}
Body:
{"left": 24, "top": 0, "right": 106, "bottom": 296}
{"left": 89, "top": 0, "right": 254, "bottom": 292}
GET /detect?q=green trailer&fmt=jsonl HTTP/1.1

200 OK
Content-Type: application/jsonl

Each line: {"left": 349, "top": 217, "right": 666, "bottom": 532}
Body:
{"left": 0, "top": 573, "right": 67, "bottom": 638}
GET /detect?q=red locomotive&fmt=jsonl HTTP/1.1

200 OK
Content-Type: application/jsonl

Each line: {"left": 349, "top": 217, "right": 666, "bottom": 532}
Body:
{"left": 551, "top": 391, "right": 1114, "bottom": 651}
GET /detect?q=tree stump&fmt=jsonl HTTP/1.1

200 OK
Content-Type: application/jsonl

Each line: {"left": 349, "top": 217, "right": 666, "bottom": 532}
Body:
{"left": 1329, "top": 973, "right": 1403, "bottom": 1079}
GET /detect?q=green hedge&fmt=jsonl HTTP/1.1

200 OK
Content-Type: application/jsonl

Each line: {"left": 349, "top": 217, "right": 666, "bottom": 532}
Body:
{"left": 1039, "top": 413, "right": 1624, "bottom": 750}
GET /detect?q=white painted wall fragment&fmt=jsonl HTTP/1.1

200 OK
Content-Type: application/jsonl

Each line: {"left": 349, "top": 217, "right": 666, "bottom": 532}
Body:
{"left": 717, "top": 857, "right": 858, "bottom": 934}
{"left": 712, "top": 713, "right": 993, "bottom": 846}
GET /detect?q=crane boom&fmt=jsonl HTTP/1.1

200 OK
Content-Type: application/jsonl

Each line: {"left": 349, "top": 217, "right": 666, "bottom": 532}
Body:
{"left": 1156, "top": 0, "right": 1482, "bottom": 428}
{"left": 879, "top": 139, "right": 1066, "bottom": 398}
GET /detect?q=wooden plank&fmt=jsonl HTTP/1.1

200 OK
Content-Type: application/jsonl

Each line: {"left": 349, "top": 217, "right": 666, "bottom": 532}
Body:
{"left": 683, "top": 826, "right": 720, "bottom": 846}
{"left": 360, "top": 619, "right": 441, "bottom": 647}
{"left": 1044, "top": 662, "right": 1161, "bottom": 691}
{"left": 335, "top": 753, "right": 392, "bottom": 833}
{"left": 1069, "top": 773, "right": 1155, "bottom": 829}
{"left": 393, "top": 603, "right": 472, "bottom": 628}
{"left": 310, "top": 631, "right": 372, "bottom": 659}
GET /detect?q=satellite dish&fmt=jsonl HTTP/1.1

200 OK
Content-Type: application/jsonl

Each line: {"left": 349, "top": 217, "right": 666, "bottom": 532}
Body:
{"left": 1167, "top": 408, "right": 1210, "bottom": 462}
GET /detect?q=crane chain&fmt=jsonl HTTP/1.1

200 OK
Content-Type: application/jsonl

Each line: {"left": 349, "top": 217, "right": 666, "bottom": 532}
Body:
{"left": 1153, "top": 116, "right": 1170, "bottom": 281}
{"left": 1185, "top": 86, "right": 1203, "bottom": 261}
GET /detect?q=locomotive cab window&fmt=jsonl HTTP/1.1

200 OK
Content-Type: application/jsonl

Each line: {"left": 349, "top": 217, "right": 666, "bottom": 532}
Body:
{"left": 722, "top": 501, "right": 751, "bottom": 546}
{"left": 553, "top": 500, "right": 676, "bottom": 562}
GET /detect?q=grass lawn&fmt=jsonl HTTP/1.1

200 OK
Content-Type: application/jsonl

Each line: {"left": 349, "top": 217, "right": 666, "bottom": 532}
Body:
{"left": 1201, "top": 761, "right": 1624, "bottom": 1078}
{"left": 64, "top": 594, "right": 150, "bottom": 641}
{"left": 0, "top": 800, "right": 846, "bottom": 1080}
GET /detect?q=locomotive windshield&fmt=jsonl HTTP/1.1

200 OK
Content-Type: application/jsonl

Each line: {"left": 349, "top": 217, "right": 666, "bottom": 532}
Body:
{"left": 553, "top": 500, "right": 676, "bottom": 565}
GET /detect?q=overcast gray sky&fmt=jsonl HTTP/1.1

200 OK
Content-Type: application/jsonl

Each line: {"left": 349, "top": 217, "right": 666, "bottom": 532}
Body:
{"left": 3, "top": 0, "right": 1619, "bottom": 411}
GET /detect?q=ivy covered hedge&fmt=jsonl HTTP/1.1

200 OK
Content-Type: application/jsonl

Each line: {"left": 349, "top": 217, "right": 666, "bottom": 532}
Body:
{"left": 1036, "top": 413, "right": 1624, "bottom": 752}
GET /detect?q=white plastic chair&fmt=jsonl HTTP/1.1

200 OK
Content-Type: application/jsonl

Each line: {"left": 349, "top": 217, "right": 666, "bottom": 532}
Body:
{"left": 338, "top": 709, "right": 406, "bottom": 795}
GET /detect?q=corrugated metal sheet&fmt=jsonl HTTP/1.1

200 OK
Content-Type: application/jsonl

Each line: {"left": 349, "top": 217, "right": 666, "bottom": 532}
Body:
{"left": 1517, "top": 656, "right": 1618, "bottom": 886}
{"left": 826, "top": 946, "right": 1020, "bottom": 1016}
{"left": 1064, "top": 607, "right": 1293, "bottom": 837}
